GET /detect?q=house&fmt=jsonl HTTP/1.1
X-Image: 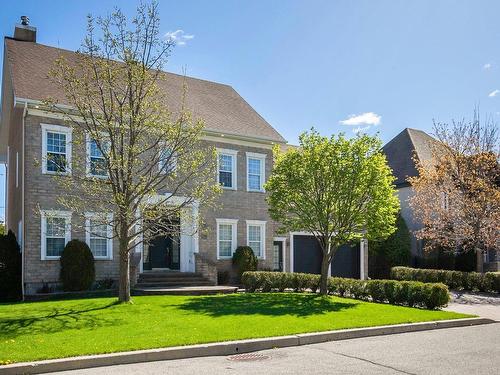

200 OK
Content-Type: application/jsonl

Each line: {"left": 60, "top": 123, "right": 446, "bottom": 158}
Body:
{"left": 382, "top": 128, "right": 499, "bottom": 272}
{"left": 0, "top": 20, "right": 367, "bottom": 295}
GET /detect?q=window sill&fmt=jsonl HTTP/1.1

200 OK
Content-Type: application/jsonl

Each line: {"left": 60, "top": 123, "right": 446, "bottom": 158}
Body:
{"left": 247, "top": 189, "right": 265, "bottom": 193}
{"left": 42, "top": 256, "right": 61, "bottom": 260}
{"left": 221, "top": 187, "right": 237, "bottom": 191}
{"left": 42, "top": 171, "right": 71, "bottom": 176}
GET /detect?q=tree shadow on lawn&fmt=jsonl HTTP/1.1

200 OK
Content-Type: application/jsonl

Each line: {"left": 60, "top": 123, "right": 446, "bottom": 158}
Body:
{"left": 0, "top": 300, "right": 121, "bottom": 339}
{"left": 178, "top": 293, "right": 357, "bottom": 318}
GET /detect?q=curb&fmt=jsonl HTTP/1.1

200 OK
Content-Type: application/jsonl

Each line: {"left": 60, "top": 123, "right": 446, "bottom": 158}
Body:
{"left": 0, "top": 317, "right": 494, "bottom": 374}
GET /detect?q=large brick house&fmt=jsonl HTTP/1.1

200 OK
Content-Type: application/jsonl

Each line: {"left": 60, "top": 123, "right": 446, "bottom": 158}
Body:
{"left": 1, "top": 21, "right": 367, "bottom": 295}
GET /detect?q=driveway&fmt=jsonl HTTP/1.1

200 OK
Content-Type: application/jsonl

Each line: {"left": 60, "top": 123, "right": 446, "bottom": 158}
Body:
{"left": 445, "top": 291, "right": 500, "bottom": 321}
{"left": 54, "top": 324, "right": 499, "bottom": 375}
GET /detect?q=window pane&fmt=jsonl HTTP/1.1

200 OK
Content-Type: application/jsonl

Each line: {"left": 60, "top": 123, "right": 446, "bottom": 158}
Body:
{"left": 89, "top": 139, "right": 108, "bottom": 176}
{"left": 46, "top": 237, "right": 65, "bottom": 257}
{"left": 248, "top": 174, "right": 261, "bottom": 190}
{"left": 219, "top": 154, "right": 233, "bottom": 172}
{"left": 219, "top": 171, "right": 233, "bottom": 188}
{"left": 90, "top": 220, "right": 107, "bottom": 238}
{"left": 46, "top": 217, "right": 66, "bottom": 237}
{"left": 47, "top": 153, "right": 67, "bottom": 172}
{"left": 219, "top": 240, "right": 232, "bottom": 257}
{"left": 159, "top": 148, "right": 176, "bottom": 173}
{"left": 248, "top": 158, "right": 261, "bottom": 175}
{"left": 47, "top": 132, "right": 66, "bottom": 153}
{"left": 219, "top": 224, "right": 232, "bottom": 241}
{"left": 90, "top": 238, "right": 108, "bottom": 257}
{"left": 249, "top": 241, "right": 261, "bottom": 257}
{"left": 248, "top": 225, "right": 261, "bottom": 241}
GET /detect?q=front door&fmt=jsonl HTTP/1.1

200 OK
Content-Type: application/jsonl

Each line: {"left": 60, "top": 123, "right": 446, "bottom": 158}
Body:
{"left": 146, "top": 217, "right": 180, "bottom": 270}
{"left": 273, "top": 241, "right": 283, "bottom": 271}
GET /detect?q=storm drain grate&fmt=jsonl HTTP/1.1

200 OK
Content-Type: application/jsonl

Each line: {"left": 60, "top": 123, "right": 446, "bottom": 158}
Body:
{"left": 227, "top": 353, "right": 270, "bottom": 362}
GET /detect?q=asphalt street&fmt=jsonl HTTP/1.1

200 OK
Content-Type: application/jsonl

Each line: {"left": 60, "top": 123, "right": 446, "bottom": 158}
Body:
{"left": 55, "top": 323, "right": 500, "bottom": 375}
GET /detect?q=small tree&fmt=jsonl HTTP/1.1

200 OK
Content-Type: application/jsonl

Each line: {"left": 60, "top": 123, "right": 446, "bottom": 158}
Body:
{"left": 0, "top": 230, "right": 22, "bottom": 301}
{"left": 47, "top": 2, "right": 221, "bottom": 302}
{"left": 409, "top": 112, "right": 500, "bottom": 272}
{"left": 232, "top": 246, "right": 258, "bottom": 281}
{"left": 265, "top": 130, "right": 400, "bottom": 295}
{"left": 369, "top": 213, "right": 411, "bottom": 278}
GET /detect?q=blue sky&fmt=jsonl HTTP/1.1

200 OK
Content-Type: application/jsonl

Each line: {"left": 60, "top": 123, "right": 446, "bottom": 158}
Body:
{"left": 1, "top": 0, "right": 500, "bottom": 221}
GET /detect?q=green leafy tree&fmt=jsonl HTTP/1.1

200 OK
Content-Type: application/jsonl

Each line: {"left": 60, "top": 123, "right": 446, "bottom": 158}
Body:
{"left": 369, "top": 213, "right": 411, "bottom": 279}
{"left": 265, "top": 130, "right": 400, "bottom": 295}
{"left": 46, "top": 2, "right": 221, "bottom": 302}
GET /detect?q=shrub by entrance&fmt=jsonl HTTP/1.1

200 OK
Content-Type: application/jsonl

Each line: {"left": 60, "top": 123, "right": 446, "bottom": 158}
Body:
{"left": 60, "top": 240, "right": 95, "bottom": 291}
{"left": 242, "top": 271, "right": 450, "bottom": 309}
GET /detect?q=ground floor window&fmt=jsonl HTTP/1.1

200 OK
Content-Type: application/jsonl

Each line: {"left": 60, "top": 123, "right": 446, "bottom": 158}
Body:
{"left": 216, "top": 219, "right": 237, "bottom": 259}
{"left": 85, "top": 213, "right": 113, "bottom": 259}
{"left": 246, "top": 220, "right": 266, "bottom": 259}
{"left": 41, "top": 210, "right": 71, "bottom": 259}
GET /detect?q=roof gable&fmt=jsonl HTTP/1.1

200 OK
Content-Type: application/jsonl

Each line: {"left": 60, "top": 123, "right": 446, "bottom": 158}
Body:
{"left": 382, "top": 128, "right": 435, "bottom": 186}
{"left": 4, "top": 38, "right": 286, "bottom": 143}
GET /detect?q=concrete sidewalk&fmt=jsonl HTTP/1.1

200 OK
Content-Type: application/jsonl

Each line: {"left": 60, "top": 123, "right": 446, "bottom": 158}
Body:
{"left": 445, "top": 291, "right": 500, "bottom": 321}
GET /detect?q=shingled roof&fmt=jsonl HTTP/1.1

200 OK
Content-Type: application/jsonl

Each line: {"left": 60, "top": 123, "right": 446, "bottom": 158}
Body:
{"left": 4, "top": 37, "right": 286, "bottom": 143}
{"left": 382, "top": 128, "right": 436, "bottom": 187}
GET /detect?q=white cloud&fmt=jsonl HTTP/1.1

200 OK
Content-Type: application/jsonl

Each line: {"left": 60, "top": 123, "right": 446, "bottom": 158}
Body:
{"left": 165, "top": 30, "right": 194, "bottom": 46}
{"left": 488, "top": 89, "right": 500, "bottom": 97}
{"left": 483, "top": 63, "right": 492, "bottom": 70}
{"left": 352, "top": 125, "right": 371, "bottom": 134}
{"left": 339, "top": 112, "right": 381, "bottom": 126}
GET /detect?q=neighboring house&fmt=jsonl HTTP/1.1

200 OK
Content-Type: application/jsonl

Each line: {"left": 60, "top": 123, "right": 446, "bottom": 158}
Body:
{"left": 1, "top": 21, "right": 367, "bottom": 295}
{"left": 382, "top": 128, "right": 434, "bottom": 260}
{"left": 382, "top": 128, "right": 499, "bottom": 272}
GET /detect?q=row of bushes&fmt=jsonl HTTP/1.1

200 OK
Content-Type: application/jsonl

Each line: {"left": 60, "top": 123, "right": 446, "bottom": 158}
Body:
{"left": 391, "top": 267, "right": 500, "bottom": 293}
{"left": 242, "top": 271, "right": 450, "bottom": 309}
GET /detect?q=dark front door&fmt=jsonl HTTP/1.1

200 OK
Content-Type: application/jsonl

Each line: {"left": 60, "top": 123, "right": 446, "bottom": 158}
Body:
{"left": 273, "top": 241, "right": 284, "bottom": 271}
{"left": 146, "top": 217, "right": 180, "bottom": 270}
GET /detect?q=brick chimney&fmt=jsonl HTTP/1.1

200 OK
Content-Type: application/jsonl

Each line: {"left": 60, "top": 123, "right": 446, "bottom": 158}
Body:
{"left": 14, "top": 16, "right": 36, "bottom": 42}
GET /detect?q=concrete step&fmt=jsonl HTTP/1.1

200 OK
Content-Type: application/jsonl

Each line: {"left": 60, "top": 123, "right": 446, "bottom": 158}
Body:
{"left": 133, "top": 286, "right": 238, "bottom": 296}
{"left": 137, "top": 276, "right": 209, "bottom": 283}
{"left": 136, "top": 281, "right": 215, "bottom": 288}
{"left": 139, "top": 272, "right": 202, "bottom": 279}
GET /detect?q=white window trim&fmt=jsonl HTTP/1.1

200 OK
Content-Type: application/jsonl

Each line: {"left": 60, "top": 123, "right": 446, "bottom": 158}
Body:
{"left": 216, "top": 148, "right": 238, "bottom": 190}
{"left": 86, "top": 133, "right": 110, "bottom": 179}
{"left": 216, "top": 218, "right": 238, "bottom": 259}
{"left": 246, "top": 220, "right": 266, "bottom": 259}
{"left": 85, "top": 212, "right": 114, "bottom": 260}
{"left": 41, "top": 123, "right": 72, "bottom": 175}
{"left": 246, "top": 152, "right": 266, "bottom": 192}
{"left": 40, "top": 210, "right": 72, "bottom": 260}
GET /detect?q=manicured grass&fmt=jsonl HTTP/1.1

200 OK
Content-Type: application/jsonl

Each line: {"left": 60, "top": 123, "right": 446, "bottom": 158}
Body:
{"left": 0, "top": 293, "right": 470, "bottom": 364}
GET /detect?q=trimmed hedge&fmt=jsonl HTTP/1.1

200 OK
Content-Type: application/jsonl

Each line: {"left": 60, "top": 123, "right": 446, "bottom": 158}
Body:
{"left": 391, "top": 266, "right": 500, "bottom": 293}
{"left": 241, "top": 271, "right": 450, "bottom": 309}
{"left": 0, "top": 230, "right": 22, "bottom": 302}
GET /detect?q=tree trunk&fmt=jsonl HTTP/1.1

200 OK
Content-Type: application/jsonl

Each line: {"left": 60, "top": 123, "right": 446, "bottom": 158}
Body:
{"left": 476, "top": 248, "right": 484, "bottom": 273}
{"left": 319, "top": 253, "right": 330, "bottom": 295}
{"left": 118, "top": 222, "right": 131, "bottom": 302}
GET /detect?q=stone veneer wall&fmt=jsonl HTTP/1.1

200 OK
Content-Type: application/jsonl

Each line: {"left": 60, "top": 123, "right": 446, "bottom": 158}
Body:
{"left": 21, "top": 113, "right": 279, "bottom": 293}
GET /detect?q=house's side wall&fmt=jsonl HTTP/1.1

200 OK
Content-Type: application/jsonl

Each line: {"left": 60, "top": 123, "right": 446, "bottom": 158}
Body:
{"left": 397, "top": 186, "right": 422, "bottom": 260}
{"left": 6, "top": 106, "right": 23, "bottom": 239}
{"left": 23, "top": 114, "right": 119, "bottom": 294}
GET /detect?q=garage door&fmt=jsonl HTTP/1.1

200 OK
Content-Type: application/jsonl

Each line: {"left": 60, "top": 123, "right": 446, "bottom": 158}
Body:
{"left": 292, "top": 235, "right": 360, "bottom": 278}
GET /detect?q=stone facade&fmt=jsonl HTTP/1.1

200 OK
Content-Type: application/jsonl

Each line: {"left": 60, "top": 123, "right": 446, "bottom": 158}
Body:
{"left": 14, "top": 112, "right": 279, "bottom": 293}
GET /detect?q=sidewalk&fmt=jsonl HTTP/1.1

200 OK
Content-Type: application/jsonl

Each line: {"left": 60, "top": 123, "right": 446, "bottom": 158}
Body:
{"left": 445, "top": 291, "right": 500, "bottom": 321}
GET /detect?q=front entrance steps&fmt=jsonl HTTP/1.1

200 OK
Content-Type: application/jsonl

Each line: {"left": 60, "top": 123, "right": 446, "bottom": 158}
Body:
{"left": 133, "top": 271, "right": 238, "bottom": 295}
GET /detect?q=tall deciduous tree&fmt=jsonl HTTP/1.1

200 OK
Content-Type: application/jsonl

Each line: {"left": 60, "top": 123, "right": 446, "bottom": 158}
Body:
{"left": 47, "top": 2, "right": 221, "bottom": 302}
{"left": 265, "top": 130, "right": 400, "bottom": 295}
{"left": 409, "top": 113, "right": 500, "bottom": 272}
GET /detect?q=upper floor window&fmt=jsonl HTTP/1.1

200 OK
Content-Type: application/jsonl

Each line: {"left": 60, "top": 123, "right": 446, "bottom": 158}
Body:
{"left": 85, "top": 213, "right": 113, "bottom": 259}
{"left": 87, "top": 137, "right": 109, "bottom": 177}
{"left": 246, "top": 152, "right": 266, "bottom": 192}
{"left": 41, "top": 124, "right": 72, "bottom": 175}
{"left": 246, "top": 220, "right": 266, "bottom": 259}
{"left": 216, "top": 218, "right": 237, "bottom": 259}
{"left": 41, "top": 210, "right": 71, "bottom": 259}
{"left": 159, "top": 147, "right": 176, "bottom": 174}
{"left": 217, "top": 149, "right": 237, "bottom": 190}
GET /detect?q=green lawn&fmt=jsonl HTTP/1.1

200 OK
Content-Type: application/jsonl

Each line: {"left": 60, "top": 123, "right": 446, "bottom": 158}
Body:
{"left": 0, "top": 293, "right": 470, "bottom": 364}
